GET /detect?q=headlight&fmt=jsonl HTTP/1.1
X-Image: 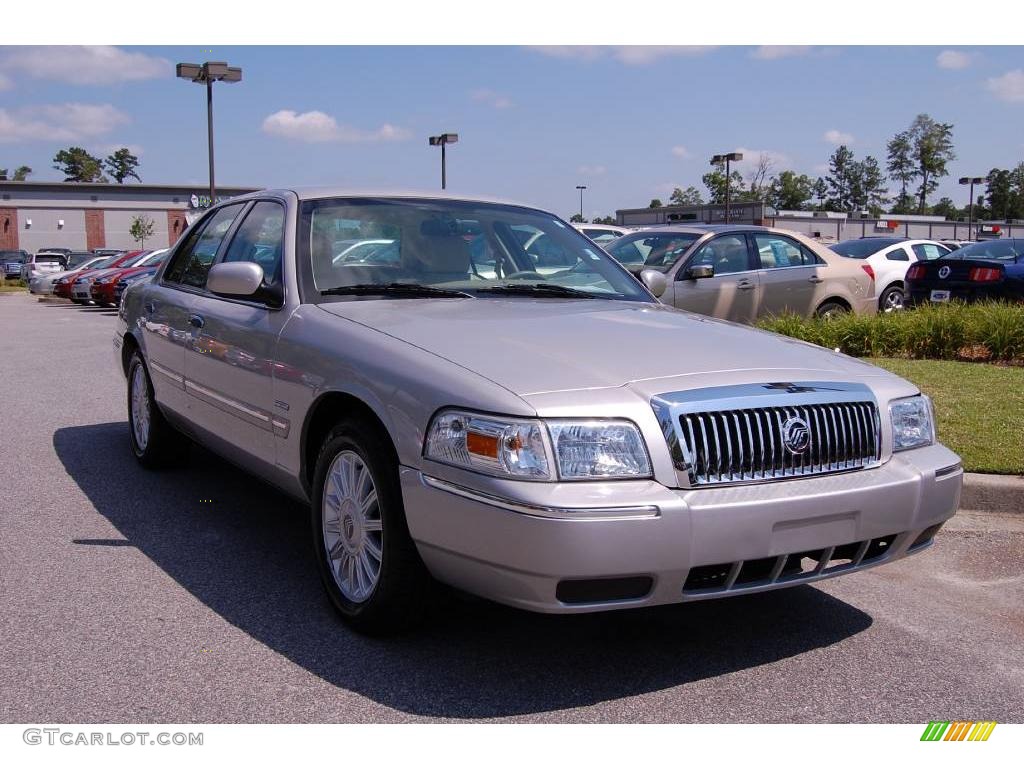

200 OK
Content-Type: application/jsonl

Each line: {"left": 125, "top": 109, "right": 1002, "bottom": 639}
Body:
{"left": 889, "top": 395, "right": 935, "bottom": 451}
{"left": 424, "top": 410, "right": 651, "bottom": 481}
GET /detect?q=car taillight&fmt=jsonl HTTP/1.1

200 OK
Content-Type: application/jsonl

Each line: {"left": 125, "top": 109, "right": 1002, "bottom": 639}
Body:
{"left": 969, "top": 266, "right": 1001, "bottom": 282}
{"left": 860, "top": 264, "right": 875, "bottom": 281}
{"left": 906, "top": 264, "right": 926, "bottom": 280}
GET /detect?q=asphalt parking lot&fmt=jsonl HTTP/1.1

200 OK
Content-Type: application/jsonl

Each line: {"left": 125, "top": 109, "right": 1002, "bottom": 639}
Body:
{"left": 1, "top": 291, "right": 1021, "bottom": 724}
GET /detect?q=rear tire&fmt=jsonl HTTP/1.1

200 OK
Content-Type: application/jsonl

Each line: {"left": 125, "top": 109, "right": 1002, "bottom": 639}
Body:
{"left": 815, "top": 300, "right": 850, "bottom": 320}
{"left": 311, "top": 418, "right": 432, "bottom": 635}
{"left": 127, "top": 351, "right": 189, "bottom": 468}
{"left": 878, "top": 285, "right": 904, "bottom": 312}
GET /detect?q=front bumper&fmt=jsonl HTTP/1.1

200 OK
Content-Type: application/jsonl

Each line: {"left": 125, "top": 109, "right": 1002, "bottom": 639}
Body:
{"left": 401, "top": 443, "right": 961, "bottom": 613}
{"left": 71, "top": 283, "right": 93, "bottom": 300}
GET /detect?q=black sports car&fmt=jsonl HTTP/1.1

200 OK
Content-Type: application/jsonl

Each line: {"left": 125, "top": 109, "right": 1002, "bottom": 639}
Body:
{"left": 905, "top": 238, "right": 1024, "bottom": 305}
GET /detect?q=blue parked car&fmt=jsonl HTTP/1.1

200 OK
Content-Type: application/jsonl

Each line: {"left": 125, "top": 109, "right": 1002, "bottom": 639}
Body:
{"left": 905, "top": 238, "right": 1024, "bottom": 305}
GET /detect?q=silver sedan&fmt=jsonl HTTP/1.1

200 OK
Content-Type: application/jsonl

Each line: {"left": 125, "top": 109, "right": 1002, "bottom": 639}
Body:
{"left": 115, "top": 188, "right": 961, "bottom": 634}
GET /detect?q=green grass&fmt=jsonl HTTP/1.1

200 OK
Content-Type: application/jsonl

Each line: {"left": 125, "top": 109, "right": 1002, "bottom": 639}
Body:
{"left": 757, "top": 301, "right": 1024, "bottom": 362}
{"left": 0, "top": 279, "right": 27, "bottom": 292}
{"left": 870, "top": 357, "right": 1024, "bottom": 474}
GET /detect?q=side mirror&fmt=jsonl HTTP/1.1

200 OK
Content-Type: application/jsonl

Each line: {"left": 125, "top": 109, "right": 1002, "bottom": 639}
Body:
{"left": 640, "top": 269, "right": 668, "bottom": 298}
{"left": 686, "top": 263, "right": 715, "bottom": 280}
{"left": 207, "top": 262, "right": 266, "bottom": 299}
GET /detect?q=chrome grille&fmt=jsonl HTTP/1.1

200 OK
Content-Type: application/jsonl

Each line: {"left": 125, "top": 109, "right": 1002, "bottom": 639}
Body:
{"left": 652, "top": 382, "right": 881, "bottom": 487}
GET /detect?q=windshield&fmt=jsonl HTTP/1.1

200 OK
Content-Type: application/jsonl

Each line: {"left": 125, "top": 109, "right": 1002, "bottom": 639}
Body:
{"left": 68, "top": 253, "right": 95, "bottom": 268}
{"left": 831, "top": 238, "right": 903, "bottom": 258}
{"left": 605, "top": 232, "right": 702, "bottom": 271}
{"left": 1, "top": 252, "right": 26, "bottom": 263}
{"left": 136, "top": 249, "right": 167, "bottom": 267}
{"left": 302, "top": 198, "right": 651, "bottom": 301}
{"left": 946, "top": 240, "right": 1022, "bottom": 261}
{"left": 87, "top": 255, "right": 121, "bottom": 270}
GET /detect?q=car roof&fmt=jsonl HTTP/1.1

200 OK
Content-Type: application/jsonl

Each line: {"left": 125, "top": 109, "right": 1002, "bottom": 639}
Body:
{"left": 620, "top": 224, "right": 782, "bottom": 236}
{"left": 241, "top": 186, "right": 540, "bottom": 210}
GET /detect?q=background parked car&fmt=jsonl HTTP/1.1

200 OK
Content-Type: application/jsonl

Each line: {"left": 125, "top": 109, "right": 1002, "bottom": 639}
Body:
{"left": 831, "top": 237, "right": 953, "bottom": 311}
{"left": 605, "top": 224, "right": 875, "bottom": 322}
{"left": 91, "top": 248, "right": 124, "bottom": 258}
{"left": 29, "top": 255, "right": 107, "bottom": 294}
{"left": 1, "top": 249, "right": 30, "bottom": 280}
{"left": 572, "top": 223, "right": 632, "bottom": 244}
{"left": 905, "top": 238, "right": 1024, "bottom": 306}
{"left": 21, "top": 251, "right": 68, "bottom": 281}
{"left": 64, "top": 251, "right": 146, "bottom": 303}
{"left": 90, "top": 249, "right": 168, "bottom": 307}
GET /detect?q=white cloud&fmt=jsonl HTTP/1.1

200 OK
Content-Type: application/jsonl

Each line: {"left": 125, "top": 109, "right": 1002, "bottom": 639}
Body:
{"left": 0, "top": 46, "right": 169, "bottom": 86}
{"left": 936, "top": 50, "right": 971, "bottom": 70}
{"left": 671, "top": 145, "right": 691, "bottom": 159}
{"left": 529, "top": 45, "right": 717, "bottom": 65}
{"left": 823, "top": 129, "right": 854, "bottom": 145}
{"left": 987, "top": 69, "right": 1024, "bottom": 102}
{"left": 750, "top": 46, "right": 813, "bottom": 60}
{"left": 470, "top": 88, "right": 512, "bottom": 109}
{"left": 262, "top": 110, "right": 411, "bottom": 143}
{"left": 0, "top": 103, "right": 130, "bottom": 143}
{"left": 577, "top": 164, "right": 606, "bottom": 176}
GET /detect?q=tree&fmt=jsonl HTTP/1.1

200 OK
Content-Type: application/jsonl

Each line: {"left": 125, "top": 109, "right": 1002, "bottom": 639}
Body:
{"left": 129, "top": 214, "right": 155, "bottom": 248}
{"left": 985, "top": 164, "right": 1024, "bottom": 221}
{"left": 850, "top": 155, "right": 889, "bottom": 216}
{"left": 592, "top": 215, "right": 617, "bottom": 224}
{"left": 907, "top": 114, "right": 956, "bottom": 213}
{"left": 569, "top": 213, "right": 586, "bottom": 223}
{"left": 765, "top": 170, "right": 814, "bottom": 210}
{"left": 648, "top": 199, "right": 663, "bottom": 208}
{"left": 886, "top": 130, "right": 916, "bottom": 214}
{"left": 740, "top": 153, "right": 774, "bottom": 201}
{"left": 824, "top": 145, "right": 856, "bottom": 211}
{"left": 702, "top": 162, "right": 746, "bottom": 205}
{"left": 669, "top": 186, "right": 703, "bottom": 206}
{"left": 930, "top": 197, "right": 960, "bottom": 219}
{"left": 52, "top": 147, "right": 107, "bottom": 182}
{"left": 0, "top": 165, "right": 32, "bottom": 181}
{"left": 104, "top": 147, "right": 141, "bottom": 184}
{"left": 812, "top": 177, "right": 828, "bottom": 210}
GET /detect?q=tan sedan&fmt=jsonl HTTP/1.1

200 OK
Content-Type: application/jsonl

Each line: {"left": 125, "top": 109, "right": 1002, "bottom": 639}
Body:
{"left": 605, "top": 224, "right": 876, "bottom": 322}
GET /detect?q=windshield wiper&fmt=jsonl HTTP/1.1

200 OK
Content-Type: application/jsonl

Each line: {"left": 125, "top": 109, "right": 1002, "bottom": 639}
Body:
{"left": 320, "top": 282, "right": 471, "bottom": 298}
{"left": 473, "top": 283, "right": 598, "bottom": 299}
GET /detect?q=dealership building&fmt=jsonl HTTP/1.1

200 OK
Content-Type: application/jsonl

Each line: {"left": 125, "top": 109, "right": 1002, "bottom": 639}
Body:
{"left": 0, "top": 181, "right": 260, "bottom": 254}
{"left": 615, "top": 201, "right": 1022, "bottom": 242}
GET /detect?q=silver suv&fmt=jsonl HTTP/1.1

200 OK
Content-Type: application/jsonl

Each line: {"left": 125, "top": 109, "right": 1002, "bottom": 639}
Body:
{"left": 115, "top": 189, "right": 962, "bottom": 634}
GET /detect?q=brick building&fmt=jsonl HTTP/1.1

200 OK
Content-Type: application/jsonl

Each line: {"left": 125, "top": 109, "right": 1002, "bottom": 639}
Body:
{"left": 0, "top": 181, "right": 259, "bottom": 254}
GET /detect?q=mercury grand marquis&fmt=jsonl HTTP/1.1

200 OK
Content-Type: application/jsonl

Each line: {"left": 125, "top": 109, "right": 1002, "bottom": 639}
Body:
{"left": 114, "top": 189, "right": 962, "bottom": 633}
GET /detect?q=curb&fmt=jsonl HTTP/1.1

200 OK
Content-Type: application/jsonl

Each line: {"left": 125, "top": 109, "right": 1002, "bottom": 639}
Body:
{"left": 961, "top": 473, "right": 1024, "bottom": 515}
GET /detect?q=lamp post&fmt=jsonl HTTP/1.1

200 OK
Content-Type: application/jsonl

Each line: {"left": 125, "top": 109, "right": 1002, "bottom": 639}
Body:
{"left": 959, "top": 176, "right": 986, "bottom": 241}
{"left": 176, "top": 61, "right": 242, "bottom": 204}
{"left": 575, "top": 185, "right": 587, "bottom": 221}
{"left": 428, "top": 133, "right": 459, "bottom": 190}
{"left": 711, "top": 152, "right": 744, "bottom": 223}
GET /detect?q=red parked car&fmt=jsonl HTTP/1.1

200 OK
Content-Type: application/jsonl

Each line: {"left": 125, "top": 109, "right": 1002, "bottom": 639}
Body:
{"left": 68, "top": 251, "right": 147, "bottom": 304}
{"left": 89, "top": 249, "right": 167, "bottom": 307}
{"left": 53, "top": 252, "right": 126, "bottom": 299}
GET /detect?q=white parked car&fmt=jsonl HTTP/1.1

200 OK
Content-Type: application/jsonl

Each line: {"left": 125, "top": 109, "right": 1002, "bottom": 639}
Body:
{"left": 830, "top": 238, "right": 953, "bottom": 311}
{"left": 29, "top": 256, "right": 107, "bottom": 294}
{"left": 572, "top": 223, "right": 632, "bottom": 244}
{"left": 20, "top": 251, "right": 68, "bottom": 282}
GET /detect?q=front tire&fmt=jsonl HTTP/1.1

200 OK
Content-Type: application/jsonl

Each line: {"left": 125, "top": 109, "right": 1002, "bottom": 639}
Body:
{"left": 127, "top": 351, "right": 188, "bottom": 468}
{"left": 311, "top": 418, "right": 431, "bottom": 634}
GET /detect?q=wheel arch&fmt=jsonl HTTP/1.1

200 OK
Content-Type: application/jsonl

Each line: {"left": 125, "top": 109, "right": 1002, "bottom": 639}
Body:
{"left": 300, "top": 390, "right": 398, "bottom": 497}
{"left": 120, "top": 329, "right": 142, "bottom": 377}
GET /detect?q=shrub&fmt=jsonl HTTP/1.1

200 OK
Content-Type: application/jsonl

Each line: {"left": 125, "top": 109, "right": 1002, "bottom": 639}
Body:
{"left": 757, "top": 301, "right": 1024, "bottom": 363}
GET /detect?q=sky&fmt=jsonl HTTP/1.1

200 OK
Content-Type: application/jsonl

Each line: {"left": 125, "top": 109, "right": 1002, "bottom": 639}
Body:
{"left": 1, "top": 45, "right": 1023, "bottom": 219}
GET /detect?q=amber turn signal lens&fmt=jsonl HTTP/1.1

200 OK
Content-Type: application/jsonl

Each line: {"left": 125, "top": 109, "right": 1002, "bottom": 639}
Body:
{"left": 466, "top": 431, "right": 499, "bottom": 459}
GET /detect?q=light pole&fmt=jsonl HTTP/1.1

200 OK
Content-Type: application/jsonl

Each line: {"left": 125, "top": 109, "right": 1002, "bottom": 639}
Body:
{"left": 176, "top": 61, "right": 242, "bottom": 204}
{"left": 428, "top": 133, "right": 459, "bottom": 190}
{"left": 575, "top": 185, "right": 587, "bottom": 221}
{"left": 959, "top": 176, "right": 986, "bottom": 240}
{"left": 711, "top": 152, "right": 744, "bottom": 223}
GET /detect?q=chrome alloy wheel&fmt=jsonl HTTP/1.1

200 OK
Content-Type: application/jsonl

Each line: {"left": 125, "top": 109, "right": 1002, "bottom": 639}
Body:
{"left": 130, "top": 364, "right": 151, "bottom": 452}
{"left": 882, "top": 289, "right": 905, "bottom": 312}
{"left": 322, "top": 451, "right": 383, "bottom": 603}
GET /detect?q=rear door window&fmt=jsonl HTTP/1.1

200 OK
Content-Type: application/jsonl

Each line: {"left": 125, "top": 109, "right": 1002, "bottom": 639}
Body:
{"left": 911, "top": 243, "right": 947, "bottom": 261}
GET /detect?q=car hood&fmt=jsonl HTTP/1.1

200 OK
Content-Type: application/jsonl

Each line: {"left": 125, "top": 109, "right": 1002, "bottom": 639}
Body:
{"left": 317, "top": 298, "right": 892, "bottom": 396}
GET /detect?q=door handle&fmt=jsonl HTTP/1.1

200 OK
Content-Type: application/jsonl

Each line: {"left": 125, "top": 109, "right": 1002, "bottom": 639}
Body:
{"left": 807, "top": 276, "right": 824, "bottom": 284}
{"left": 189, "top": 314, "right": 205, "bottom": 329}
{"left": 736, "top": 280, "right": 755, "bottom": 291}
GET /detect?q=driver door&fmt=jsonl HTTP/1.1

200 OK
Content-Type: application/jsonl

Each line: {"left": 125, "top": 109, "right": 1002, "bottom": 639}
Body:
{"left": 667, "top": 233, "right": 759, "bottom": 323}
